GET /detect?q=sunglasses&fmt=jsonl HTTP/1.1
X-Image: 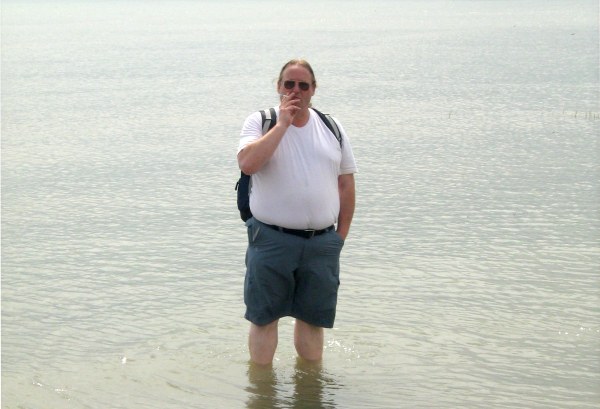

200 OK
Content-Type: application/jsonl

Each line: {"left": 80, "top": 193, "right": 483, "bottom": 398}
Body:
{"left": 283, "top": 80, "right": 311, "bottom": 91}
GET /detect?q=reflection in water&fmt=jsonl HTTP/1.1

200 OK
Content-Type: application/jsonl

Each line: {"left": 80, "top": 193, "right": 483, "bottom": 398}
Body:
{"left": 291, "top": 358, "right": 337, "bottom": 409}
{"left": 246, "top": 363, "right": 278, "bottom": 409}
{"left": 246, "top": 359, "right": 338, "bottom": 409}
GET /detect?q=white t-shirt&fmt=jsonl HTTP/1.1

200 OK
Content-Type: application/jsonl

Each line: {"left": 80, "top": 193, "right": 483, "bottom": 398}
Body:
{"left": 238, "top": 107, "right": 357, "bottom": 230}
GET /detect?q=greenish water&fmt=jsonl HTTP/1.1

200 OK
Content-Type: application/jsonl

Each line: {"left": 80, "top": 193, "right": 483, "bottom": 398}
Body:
{"left": 2, "top": 1, "right": 599, "bottom": 407}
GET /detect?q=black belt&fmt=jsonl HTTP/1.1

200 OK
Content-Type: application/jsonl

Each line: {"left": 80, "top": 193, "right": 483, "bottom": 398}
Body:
{"left": 263, "top": 223, "right": 335, "bottom": 239}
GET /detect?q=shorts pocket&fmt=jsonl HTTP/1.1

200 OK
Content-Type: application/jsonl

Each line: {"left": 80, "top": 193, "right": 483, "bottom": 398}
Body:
{"left": 246, "top": 217, "right": 261, "bottom": 244}
{"left": 333, "top": 231, "right": 345, "bottom": 247}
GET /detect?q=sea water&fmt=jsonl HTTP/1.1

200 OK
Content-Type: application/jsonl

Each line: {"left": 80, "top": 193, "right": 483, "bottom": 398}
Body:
{"left": 2, "top": 1, "right": 599, "bottom": 408}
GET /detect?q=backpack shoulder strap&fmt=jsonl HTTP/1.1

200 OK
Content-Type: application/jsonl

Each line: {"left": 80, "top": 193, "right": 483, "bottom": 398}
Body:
{"left": 237, "top": 108, "right": 277, "bottom": 222}
{"left": 311, "top": 108, "right": 342, "bottom": 148}
{"left": 260, "top": 107, "right": 342, "bottom": 147}
{"left": 260, "top": 108, "right": 277, "bottom": 135}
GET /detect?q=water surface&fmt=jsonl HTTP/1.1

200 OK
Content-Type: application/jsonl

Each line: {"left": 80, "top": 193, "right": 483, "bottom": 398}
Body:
{"left": 2, "top": 1, "right": 599, "bottom": 408}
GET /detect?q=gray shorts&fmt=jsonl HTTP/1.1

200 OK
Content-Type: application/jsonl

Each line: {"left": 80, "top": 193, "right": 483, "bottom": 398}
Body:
{"left": 244, "top": 217, "right": 345, "bottom": 328}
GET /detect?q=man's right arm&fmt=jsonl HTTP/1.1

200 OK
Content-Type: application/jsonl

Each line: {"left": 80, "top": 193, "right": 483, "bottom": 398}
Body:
{"left": 238, "top": 93, "right": 300, "bottom": 174}
{"left": 237, "top": 122, "right": 288, "bottom": 175}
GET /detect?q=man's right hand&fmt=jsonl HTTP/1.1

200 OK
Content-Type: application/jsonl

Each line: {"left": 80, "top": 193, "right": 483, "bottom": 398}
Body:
{"left": 278, "top": 92, "right": 301, "bottom": 127}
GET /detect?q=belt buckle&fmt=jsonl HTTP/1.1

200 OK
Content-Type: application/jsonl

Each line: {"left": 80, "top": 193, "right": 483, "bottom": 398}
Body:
{"left": 303, "top": 229, "right": 317, "bottom": 238}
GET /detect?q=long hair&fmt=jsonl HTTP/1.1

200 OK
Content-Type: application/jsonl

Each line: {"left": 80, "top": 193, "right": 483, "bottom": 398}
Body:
{"left": 276, "top": 59, "right": 317, "bottom": 88}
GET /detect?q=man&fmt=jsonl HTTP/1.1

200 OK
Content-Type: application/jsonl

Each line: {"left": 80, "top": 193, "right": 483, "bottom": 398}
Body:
{"left": 237, "top": 59, "right": 357, "bottom": 365}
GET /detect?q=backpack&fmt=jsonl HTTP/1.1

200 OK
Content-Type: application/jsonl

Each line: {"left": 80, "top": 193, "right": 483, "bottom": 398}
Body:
{"left": 235, "top": 107, "right": 343, "bottom": 222}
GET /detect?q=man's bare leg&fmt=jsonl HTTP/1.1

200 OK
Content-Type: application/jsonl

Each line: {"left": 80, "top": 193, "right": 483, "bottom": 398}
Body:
{"left": 249, "top": 320, "right": 279, "bottom": 365}
{"left": 294, "top": 319, "right": 324, "bottom": 361}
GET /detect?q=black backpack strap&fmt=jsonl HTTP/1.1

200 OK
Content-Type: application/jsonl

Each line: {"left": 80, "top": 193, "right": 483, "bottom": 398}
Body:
{"left": 311, "top": 108, "right": 342, "bottom": 148}
{"left": 235, "top": 108, "right": 278, "bottom": 222}
{"left": 260, "top": 108, "right": 277, "bottom": 134}
{"left": 261, "top": 107, "right": 340, "bottom": 147}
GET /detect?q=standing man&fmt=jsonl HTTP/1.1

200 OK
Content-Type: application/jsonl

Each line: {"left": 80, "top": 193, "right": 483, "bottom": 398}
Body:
{"left": 237, "top": 59, "right": 357, "bottom": 365}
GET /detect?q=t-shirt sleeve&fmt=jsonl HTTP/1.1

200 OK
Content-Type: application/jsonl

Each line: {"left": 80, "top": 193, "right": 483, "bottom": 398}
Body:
{"left": 237, "top": 111, "right": 263, "bottom": 154}
{"left": 334, "top": 118, "right": 358, "bottom": 175}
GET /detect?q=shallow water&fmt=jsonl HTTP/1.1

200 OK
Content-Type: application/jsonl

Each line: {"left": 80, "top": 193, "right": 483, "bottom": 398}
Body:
{"left": 2, "top": 1, "right": 599, "bottom": 408}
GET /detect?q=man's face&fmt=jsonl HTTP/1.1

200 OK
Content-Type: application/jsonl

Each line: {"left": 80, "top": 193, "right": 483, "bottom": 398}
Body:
{"left": 278, "top": 65, "right": 315, "bottom": 109}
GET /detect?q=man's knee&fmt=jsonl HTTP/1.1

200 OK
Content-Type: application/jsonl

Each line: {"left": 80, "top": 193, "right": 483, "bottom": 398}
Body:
{"left": 250, "top": 320, "right": 279, "bottom": 341}
{"left": 294, "top": 320, "right": 324, "bottom": 361}
{"left": 249, "top": 320, "right": 279, "bottom": 365}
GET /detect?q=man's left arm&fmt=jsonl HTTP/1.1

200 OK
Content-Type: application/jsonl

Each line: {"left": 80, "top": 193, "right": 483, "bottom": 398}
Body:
{"left": 337, "top": 173, "right": 356, "bottom": 240}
